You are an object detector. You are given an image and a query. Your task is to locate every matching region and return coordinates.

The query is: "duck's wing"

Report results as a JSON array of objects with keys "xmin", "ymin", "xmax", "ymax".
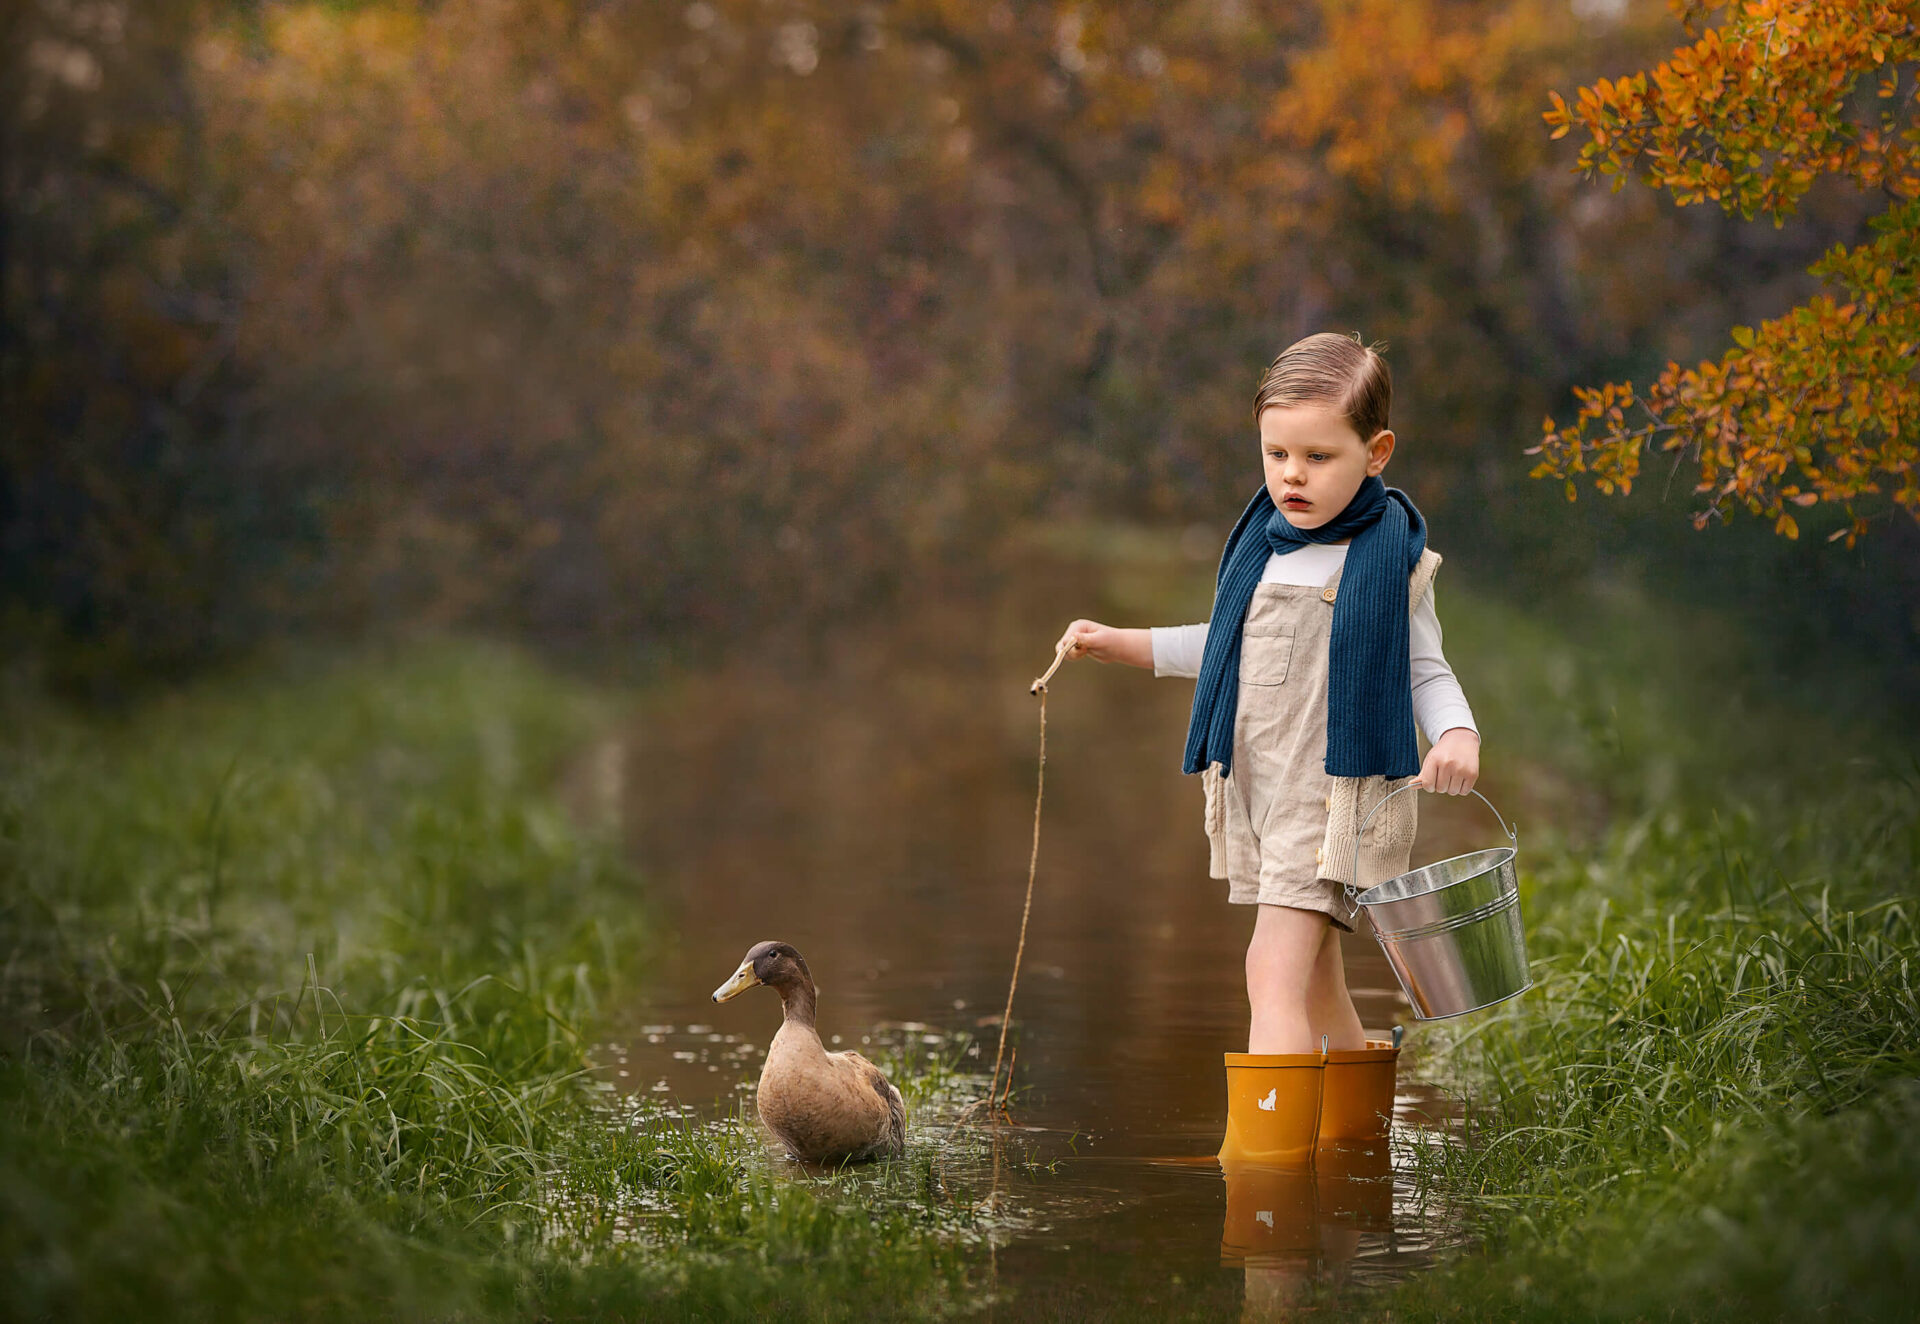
[{"xmin": 835, "ymin": 1050, "xmax": 906, "ymax": 1157}]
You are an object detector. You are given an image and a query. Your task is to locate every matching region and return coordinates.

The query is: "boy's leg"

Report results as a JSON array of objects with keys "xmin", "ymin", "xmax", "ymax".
[
  {"xmin": 1245, "ymin": 904, "xmax": 1328, "ymax": 1053},
  {"xmin": 1307, "ymin": 926, "xmax": 1367, "ymax": 1052}
]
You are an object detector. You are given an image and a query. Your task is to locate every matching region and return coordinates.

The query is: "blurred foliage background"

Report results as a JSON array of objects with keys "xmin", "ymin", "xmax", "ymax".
[{"xmin": 4, "ymin": 0, "xmax": 1917, "ymax": 697}]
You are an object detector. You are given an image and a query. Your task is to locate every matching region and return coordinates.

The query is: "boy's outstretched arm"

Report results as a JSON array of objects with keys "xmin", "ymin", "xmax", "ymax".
[
  {"xmin": 1056, "ymin": 620, "xmax": 1155, "ymax": 669},
  {"xmin": 1417, "ymin": 728, "xmax": 1480, "ymax": 796}
]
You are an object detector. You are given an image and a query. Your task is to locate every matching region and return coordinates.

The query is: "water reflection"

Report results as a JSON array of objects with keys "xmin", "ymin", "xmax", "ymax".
[
  {"xmin": 605, "ymin": 562, "xmax": 1497, "ymax": 1301},
  {"xmin": 1222, "ymin": 1152, "xmax": 1392, "ymax": 1317}
]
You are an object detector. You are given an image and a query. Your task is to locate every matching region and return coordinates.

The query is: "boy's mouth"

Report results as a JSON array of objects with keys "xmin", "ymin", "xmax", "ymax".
[{"xmin": 1281, "ymin": 495, "xmax": 1310, "ymax": 509}]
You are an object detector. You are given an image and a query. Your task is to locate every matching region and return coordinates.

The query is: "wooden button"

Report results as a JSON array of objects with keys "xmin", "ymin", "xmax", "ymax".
[
  {"xmin": 1315, "ymin": 847, "xmax": 1324, "ymax": 863},
  {"xmin": 1322, "ymin": 587, "xmax": 1337, "ymax": 602}
]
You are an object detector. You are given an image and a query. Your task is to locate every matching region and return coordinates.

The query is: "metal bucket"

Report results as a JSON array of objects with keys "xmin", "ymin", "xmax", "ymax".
[{"xmin": 1352, "ymin": 787, "xmax": 1531, "ymax": 1020}]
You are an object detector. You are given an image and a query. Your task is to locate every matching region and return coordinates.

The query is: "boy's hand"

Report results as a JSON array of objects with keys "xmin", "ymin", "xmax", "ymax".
[
  {"xmin": 1056, "ymin": 620, "xmax": 1155, "ymax": 670},
  {"xmin": 1417, "ymin": 728, "xmax": 1480, "ymax": 796}
]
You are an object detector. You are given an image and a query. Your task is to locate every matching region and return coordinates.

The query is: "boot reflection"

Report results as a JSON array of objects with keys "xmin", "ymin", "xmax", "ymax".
[{"xmin": 1220, "ymin": 1149, "xmax": 1393, "ymax": 1319}]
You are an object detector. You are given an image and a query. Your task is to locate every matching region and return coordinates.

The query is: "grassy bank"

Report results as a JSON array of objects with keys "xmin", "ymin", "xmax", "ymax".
[
  {"xmin": 1377, "ymin": 582, "xmax": 1920, "ymax": 1321},
  {"xmin": 0, "ymin": 643, "xmax": 983, "ymax": 1322}
]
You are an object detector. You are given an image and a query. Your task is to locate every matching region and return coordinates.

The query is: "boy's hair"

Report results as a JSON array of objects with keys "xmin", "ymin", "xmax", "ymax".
[{"xmin": 1252, "ymin": 331, "xmax": 1391, "ymax": 442}]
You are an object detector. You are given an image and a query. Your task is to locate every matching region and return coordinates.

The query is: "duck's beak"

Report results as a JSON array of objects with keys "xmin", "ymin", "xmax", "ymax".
[{"xmin": 711, "ymin": 959, "xmax": 760, "ymax": 1003}]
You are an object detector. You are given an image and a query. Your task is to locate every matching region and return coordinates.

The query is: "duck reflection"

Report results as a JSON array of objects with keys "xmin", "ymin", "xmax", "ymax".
[{"xmin": 1220, "ymin": 1147, "xmax": 1393, "ymax": 1317}]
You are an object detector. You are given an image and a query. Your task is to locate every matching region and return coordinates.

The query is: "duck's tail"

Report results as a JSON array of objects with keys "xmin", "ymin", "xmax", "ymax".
[{"xmin": 869, "ymin": 1069, "xmax": 907, "ymax": 1158}]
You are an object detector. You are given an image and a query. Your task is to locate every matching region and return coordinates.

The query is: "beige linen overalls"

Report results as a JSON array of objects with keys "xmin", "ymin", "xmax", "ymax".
[{"xmin": 1200, "ymin": 548, "xmax": 1444, "ymax": 932}]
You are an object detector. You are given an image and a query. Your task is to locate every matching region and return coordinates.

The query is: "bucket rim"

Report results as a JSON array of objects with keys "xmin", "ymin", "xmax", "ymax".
[{"xmin": 1355, "ymin": 844, "xmax": 1517, "ymax": 908}]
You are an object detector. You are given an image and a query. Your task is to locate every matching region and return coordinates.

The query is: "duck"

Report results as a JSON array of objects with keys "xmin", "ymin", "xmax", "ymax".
[{"xmin": 711, "ymin": 940, "xmax": 906, "ymax": 1164}]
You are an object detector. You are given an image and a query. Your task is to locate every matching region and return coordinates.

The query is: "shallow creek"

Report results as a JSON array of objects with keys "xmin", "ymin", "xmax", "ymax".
[{"xmin": 600, "ymin": 565, "xmax": 1503, "ymax": 1304}]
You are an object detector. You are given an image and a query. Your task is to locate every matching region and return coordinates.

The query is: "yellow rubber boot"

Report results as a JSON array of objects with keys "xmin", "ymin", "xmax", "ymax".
[
  {"xmin": 1316, "ymin": 1038, "xmax": 1399, "ymax": 1154},
  {"xmin": 1217, "ymin": 1052, "xmax": 1324, "ymax": 1168}
]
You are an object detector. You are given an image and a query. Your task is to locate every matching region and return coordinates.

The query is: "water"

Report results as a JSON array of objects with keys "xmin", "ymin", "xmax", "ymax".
[{"xmin": 600, "ymin": 565, "xmax": 1501, "ymax": 1306}]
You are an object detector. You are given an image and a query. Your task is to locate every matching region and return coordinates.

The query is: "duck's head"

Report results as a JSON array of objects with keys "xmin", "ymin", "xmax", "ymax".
[{"xmin": 712, "ymin": 940, "xmax": 815, "ymax": 1004}]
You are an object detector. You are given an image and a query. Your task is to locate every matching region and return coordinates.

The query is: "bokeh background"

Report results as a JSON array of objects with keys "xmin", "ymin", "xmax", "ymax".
[
  {"xmin": 7, "ymin": 0, "xmax": 1917, "ymax": 703},
  {"xmin": 9, "ymin": 6, "xmax": 1920, "ymax": 1320}
]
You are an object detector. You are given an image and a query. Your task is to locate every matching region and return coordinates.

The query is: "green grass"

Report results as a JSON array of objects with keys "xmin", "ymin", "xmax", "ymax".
[
  {"xmin": 1376, "ymin": 778, "xmax": 1920, "ymax": 1321},
  {"xmin": 1370, "ymin": 576, "xmax": 1920, "ymax": 1321},
  {"xmin": 0, "ymin": 642, "xmax": 985, "ymax": 1322},
  {"xmin": 8, "ymin": 543, "xmax": 1918, "ymax": 1321}
]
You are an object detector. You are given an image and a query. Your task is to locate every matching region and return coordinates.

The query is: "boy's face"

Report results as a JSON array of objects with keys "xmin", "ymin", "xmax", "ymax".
[{"xmin": 1259, "ymin": 404, "xmax": 1395, "ymax": 531}]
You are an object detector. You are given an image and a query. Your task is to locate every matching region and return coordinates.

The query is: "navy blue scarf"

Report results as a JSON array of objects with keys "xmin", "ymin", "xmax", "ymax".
[{"xmin": 1182, "ymin": 476, "xmax": 1427, "ymax": 779}]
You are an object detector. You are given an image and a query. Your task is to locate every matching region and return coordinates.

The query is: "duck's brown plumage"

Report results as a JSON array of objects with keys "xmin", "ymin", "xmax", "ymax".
[{"xmin": 711, "ymin": 941, "xmax": 906, "ymax": 1164}]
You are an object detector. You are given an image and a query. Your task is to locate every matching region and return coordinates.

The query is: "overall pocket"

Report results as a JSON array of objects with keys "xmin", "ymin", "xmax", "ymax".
[{"xmin": 1238, "ymin": 623, "xmax": 1295, "ymax": 686}]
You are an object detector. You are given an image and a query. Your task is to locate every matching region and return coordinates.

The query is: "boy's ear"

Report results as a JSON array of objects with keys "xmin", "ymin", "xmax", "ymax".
[{"xmin": 1366, "ymin": 429, "xmax": 1396, "ymax": 476}]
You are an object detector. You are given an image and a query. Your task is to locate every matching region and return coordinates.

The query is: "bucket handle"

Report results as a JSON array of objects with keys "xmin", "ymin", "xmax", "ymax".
[{"xmin": 1346, "ymin": 783, "xmax": 1516, "ymax": 900}]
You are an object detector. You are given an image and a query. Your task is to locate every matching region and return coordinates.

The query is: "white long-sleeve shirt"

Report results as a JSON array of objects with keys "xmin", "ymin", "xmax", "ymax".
[{"xmin": 1150, "ymin": 543, "xmax": 1478, "ymax": 744}]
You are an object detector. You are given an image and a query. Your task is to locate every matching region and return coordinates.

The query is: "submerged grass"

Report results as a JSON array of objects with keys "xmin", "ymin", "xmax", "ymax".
[{"xmin": 0, "ymin": 643, "xmax": 986, "ymax": 1322}]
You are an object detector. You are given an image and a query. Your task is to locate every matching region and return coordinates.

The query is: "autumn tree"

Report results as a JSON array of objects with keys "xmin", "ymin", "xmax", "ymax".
[
  {"xmin": 1531, "ymin": 0, "xmax": 1920, "ymax": 543},
  {"xmin": 10, "ymin": 0, "xmax": 1827, "ymax": 682}
]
